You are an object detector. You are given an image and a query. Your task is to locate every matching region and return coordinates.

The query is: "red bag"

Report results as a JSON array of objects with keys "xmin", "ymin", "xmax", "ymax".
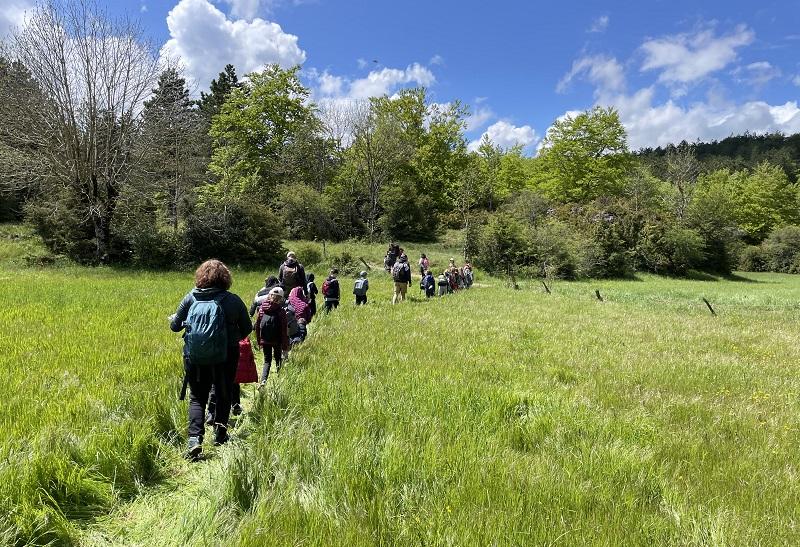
[{"xmin": 235, "ymin": 338, "xmax": 258, "ymax": 384}]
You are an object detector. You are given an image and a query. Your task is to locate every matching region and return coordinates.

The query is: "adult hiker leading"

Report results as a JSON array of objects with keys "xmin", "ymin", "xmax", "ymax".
[
  {"xmin": 170, "ymin": 259, "xmax": 252, "ymax": 461},
  {"xmin": 278, "ymin": 251, "xmax": 308, "ymax": 296}
]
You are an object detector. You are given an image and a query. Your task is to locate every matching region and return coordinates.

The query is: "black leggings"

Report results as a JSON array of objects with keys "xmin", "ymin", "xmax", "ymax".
[
  {"xmin": 262, "ymin": 345, "xmax": 282, "ymax": 381},
  {"xmin": 186, "ymin": 345, "xmax": 239, "ymax": 440}
]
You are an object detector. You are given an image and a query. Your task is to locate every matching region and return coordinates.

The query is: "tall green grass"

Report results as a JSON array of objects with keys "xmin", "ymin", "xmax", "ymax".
[
  {"xmin": 3, "ymin": 227, "xmax": 800, "ymax": 545},
  {"xmin": 89, "ymin": 270, "xmax": 800, "ymax": 546}
]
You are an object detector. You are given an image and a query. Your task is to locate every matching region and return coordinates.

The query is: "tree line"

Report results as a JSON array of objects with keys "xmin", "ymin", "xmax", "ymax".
[{"xmin": 1, "ymin": 0, "xmax": 799, "ymax": 277}]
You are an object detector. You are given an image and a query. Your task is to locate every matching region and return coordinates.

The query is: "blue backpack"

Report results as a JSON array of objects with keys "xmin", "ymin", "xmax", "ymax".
[{"xmin": 184, "ymin": 294, "xmax": 228, "ymax": 365}]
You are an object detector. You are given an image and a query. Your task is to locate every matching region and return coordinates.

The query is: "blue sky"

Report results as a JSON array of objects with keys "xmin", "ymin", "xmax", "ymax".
[{"xmin": 2, "ymin": 0, "xmax": 799, "ymax": 152}]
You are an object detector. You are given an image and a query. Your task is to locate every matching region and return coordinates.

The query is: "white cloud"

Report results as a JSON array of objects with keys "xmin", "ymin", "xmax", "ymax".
[
  {"xmin": 640, "ymin": 24, "xmax": 754, "ymax": 84},
  {"xmin": 357, "ymin": 58, "xmax": 368, "ymax": 69},
  {"xmin": 468, "ymin": 120, "xmax": 539, "ymax": 152},
  {"xmin": 465, "ymin": 106, "xmax": 494, "ymax": 132},
  {"xmin": 582, "ymin": 86, "xmax": 800, "ymax": 149},
  {"xmin": 223, "ymin": 0, "xmax": 260, "ymax": 20},
  {"xmin": 317, "ymin": 71, "xmax": 344, "ymax": 96},
  {"xmin": 315, "ymin": 63, "xmax": 434, "ymax": 100},
  {"xmin": 589, "ymin": 15, "xmax": 609, "ymax": 33},
  {"xmin": 557, "ymin": 55, "xmax": 625, "ymax": 94},
  {"xmin": 429, "ymin": 54, "xmax": 444, "ymax": 66},
  {"xmin": 731, "ymin": 61, "xmax": 781, "ymax": 86},
  {"xmin": 161, "ymin": 0, "xmax": 306, "ymax": 91},
  {"xmin": 0, "ymin": 0, "xmax": 32, "ymax": 38}
]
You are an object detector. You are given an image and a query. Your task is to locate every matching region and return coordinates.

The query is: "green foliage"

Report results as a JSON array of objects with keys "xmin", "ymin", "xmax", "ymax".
[
  {"xmin": 731, "ymin": 162, "xmax": 800, "ymax": 242},
  {"xmin": 536, "ymin": 107, "xmax": 633, "ymax": 202},
  {"xmin": 638, "ymin": 223, "xmax": 705, "ymax": 275},
  {"xmin": 186, "ymin": 198, "xmax": 285, "ymax": 264},
  {"xmin": 378, "ymin": 183, "xmax": 438, "ymax": 242},
  {"xmin": 277, "ymin": 183, "xmax": 340, "ymax": 241},
  {"xmin": 741, "ymin": 225, "xmax": 800, "ymax": 273},
  {"xmin": 208, "ymin": 64, "xmax": 316, "ymax": 196},
  {"xmin": 474, "ymin": 213, "xmax": 529, "ymax": 276}
]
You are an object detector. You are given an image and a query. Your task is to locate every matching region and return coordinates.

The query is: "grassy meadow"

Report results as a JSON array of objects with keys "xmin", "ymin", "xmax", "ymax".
[{"xmin": 2, "ymin": 225, "xmax": 800, "ymax": 545}]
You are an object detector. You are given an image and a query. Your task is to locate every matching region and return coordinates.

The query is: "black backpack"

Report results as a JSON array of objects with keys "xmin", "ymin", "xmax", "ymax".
[
  {"xmin": 392, "ymin": 262, "xmax": 409, "ymax": 282},
  {"xmin": 259, "ymin": 310, "xmax": 281, "ymax": 343}
]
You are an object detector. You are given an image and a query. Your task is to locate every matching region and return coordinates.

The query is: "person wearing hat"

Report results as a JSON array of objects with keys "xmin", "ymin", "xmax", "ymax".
[
  {"xmin": 353, "ymin": 271, "xmax": 369, "ymax": 305},
  {"xmin": 255, "ymin": 286, "xmax": 289, "ymax": 385},
  {"xmin": 278, "ymin": 251, "xmax": 307, "ymax": 295}
]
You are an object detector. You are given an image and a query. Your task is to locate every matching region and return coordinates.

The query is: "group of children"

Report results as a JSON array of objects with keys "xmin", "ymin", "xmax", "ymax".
[{"xmin": 250, "ymin": 248, "xmax": 474, "ymax": 384}]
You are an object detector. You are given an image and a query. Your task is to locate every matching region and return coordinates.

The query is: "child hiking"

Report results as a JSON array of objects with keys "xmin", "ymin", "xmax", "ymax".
[
  {"xmin": 322, "ymin": 269, "xmax": 340, "ymax": 313},
  {"xmin": 421, "ymin": 270, "xmax": 436, "ymax": 298},
  {"xmin": 353, "ymin": 271, "xmax": 369, "ymax": 305},
  {"xmin": 256, "ymin": 287, "xmax": 289, "ymax": 387},
  {"xmin": 306, "ymin": 273, "xmax": 319, "ymax": 319}
]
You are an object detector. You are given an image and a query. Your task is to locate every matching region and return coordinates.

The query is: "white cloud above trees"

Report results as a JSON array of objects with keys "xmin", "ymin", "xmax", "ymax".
[
  {"xmin": 589, "ymin": 15, "xmax": 609, "ymax": 33},
  {"xmin": 640, "ymin": 24, "xmax": 754, "ymax": 84},
  {"xmin": 313, "ymin": 63, "xmax": 435, "ymax": 101},
  {"xmin": 468, "ymin": 120, "xmax": 538, "ymax": 152},
  {"xmin": 161, "ymin": 0, "xmax": 305, "ymax": 91},
  {"xmin": 554, "ymin": 22, "xmax": 799, "ymax": 149}
]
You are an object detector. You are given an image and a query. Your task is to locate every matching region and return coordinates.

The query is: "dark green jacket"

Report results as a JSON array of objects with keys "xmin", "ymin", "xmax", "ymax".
[{"xmin": 170, "ymin": 287, "xmax": 252, "ymax": 347}]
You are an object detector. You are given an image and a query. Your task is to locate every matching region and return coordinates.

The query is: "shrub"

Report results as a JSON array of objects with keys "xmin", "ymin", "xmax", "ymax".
[
  {"xmin": 638, "ymin": 223, "xmax": 704, "ymax": 275},
  {"xmin": 761, "ymin": 225, "xmax": 800, "ymax": 273},
  {"xmin": 379, "ymin": 183, "xmax": 438, "ymax": 242},
  {"xmin": 474, "ymin": 213, "xmax": 530, "ymax": 276},
  {"xmin": 277, "ymin": 184, "xmax": 342, "ymax": 241},
  {"xmin": 186, "ymin": 199, "xmax": 285, "ymax": 265},
  {"xmin": 290, "ymin": 242, "xmax": 323, "ymax": 266},
  {"xmin": 738, "ymin": 245, "xmax": 768, "ymax": 272}
]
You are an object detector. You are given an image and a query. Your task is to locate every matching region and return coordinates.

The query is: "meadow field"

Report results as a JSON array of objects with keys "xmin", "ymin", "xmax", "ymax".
[{"xmin": 2, "ymin": 225, "xmax": 800, "ymax": 545}]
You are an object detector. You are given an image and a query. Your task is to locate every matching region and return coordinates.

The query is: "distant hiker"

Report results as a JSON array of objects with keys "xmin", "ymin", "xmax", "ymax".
[
  {"xmin": 279, "ymin": 251, "xmax": 307, "ymax": 295},
  {"xmin": 322, "ymin": 268, "xmax": 340, "ymax": 312},
  {"xmin": 448, "ymin": 257, "xmax": 456, "ymax": 269},
  {"xmin": 353, "ymin": 271, "xmax": 369, "ymax": 305},
  {"xmin": 384, "ymin": 243, "xmax": 398, "ymax": 271},
  {"xmin": 249, "ymin": 275, "xmax": 280, "ymax": 316},
  {"xmin": 437, "ymin": 271, "xmax": 449, "ymax": 297},
  {"xmin": 418, "ymin": 253, "xmax": 429, "ymax": 276},
  {"xmin": 391, "ymin": 254, "xmax": 412, "ymax": 304},
  {"xmin": 306, "ymin": 273, "xmax": 319, "ymax": 318},
  {"xmin": 288, "ymin": 286, "xmax": 310, "ymax": 344},
  {"xmin": 256, "ymin": 287, "xmax": 288, "ymax": 386},
  {"xmin": 463, "ymin": 262, "xmax": 474, "ymax": 288},
  {"xmin": 421, "ymin": 270, "xmax": 436, "ymax": 298},
  {"xmin": 448, "ymin": 267, "xmax": 459, "ymax": 293},
  {"xmin": 170, "ymin": 259, "xmax": 251, "ymax": 461}
]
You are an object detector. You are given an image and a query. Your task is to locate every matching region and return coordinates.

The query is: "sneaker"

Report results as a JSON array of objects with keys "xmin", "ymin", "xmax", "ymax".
[
  {"xmin": 231, "ymin": 403, "xmax": 243, "ymax": 416},
  {"xmin": 185, "ymin": 436, "xmax": 202, "ymax": 461},
  {"xmin": 213, "ymin": 424, "xmax": 229, "ymax": 446},
  {"xmin": 205, "ymin": 412, "xmax": 214, "ymax": 426}
]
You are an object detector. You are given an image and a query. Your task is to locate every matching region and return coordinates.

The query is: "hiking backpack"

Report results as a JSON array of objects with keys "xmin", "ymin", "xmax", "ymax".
[
  {"xmin": 354, "ymin": 278, "xmax": 368, "ymax": 296},
  {"xmin": 259, "ymin": 310, "xmax": 281, "ymax": 344},
  {"xmin": 391, "ymin": 262, "xmax": 409, "ymax": 282},
  {"xmin": 184, "ymin": 294, "xmax": 228, "ymax": 365},
  {"xmin": 322, "ymin": 279, "xmax": 331, "ymax": 297},
  {"xmin": 285, "ymin": 304, "xmax": 299, "ymax": 337},
  {"xmin": 282, "ymin": 263, "xmax": 300, "ymax": 289}
]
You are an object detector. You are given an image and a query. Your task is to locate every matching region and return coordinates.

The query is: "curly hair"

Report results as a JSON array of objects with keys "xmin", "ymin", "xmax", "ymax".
[{"xmin": 194, "ymin": 259, "xmax": 232, "ymax": 290}]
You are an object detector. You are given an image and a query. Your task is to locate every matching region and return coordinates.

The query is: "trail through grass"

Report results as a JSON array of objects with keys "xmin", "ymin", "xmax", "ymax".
[
  {"xmin": 86, "ymin": 271, "xmax": 800, "ymax": 546},
  {"xmin": 3, "ymin": 227, "xmax": 800, "ymax": 545}
]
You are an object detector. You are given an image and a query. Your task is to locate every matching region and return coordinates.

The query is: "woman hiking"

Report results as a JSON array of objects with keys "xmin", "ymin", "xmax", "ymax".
[
  {"xmin": 256, "ymin": 287, "xmax": 289, "ymax": 386},
  {"xmin": 170, "ymin": 260, "xmax": 252, "ymax": 461}
]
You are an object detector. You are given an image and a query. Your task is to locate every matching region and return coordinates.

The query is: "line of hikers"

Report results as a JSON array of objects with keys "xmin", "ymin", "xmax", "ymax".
[
  {"xmin": 384, "ymin": 243, "xmax": 474, "ymax": 301},
  {"xmin": 170, "ymin": 247, "xmax": 474, "ymax": 460}
]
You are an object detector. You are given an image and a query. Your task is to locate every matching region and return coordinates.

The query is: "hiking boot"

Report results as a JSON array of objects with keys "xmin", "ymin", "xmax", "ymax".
[
  {"xmin": 185, "ymin": 436, "xmax": 202, "ymax": 461},
  {"xmin": 213, "ymin": 424, "xmax": 229, "ymax": 446},
  {"xmin": 231, "ymin": 403, "xmax": 243, "ymax": 416},
  {"xmin": 205, "ymin": 412, "xmax": 214, "ymax": 426}
]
